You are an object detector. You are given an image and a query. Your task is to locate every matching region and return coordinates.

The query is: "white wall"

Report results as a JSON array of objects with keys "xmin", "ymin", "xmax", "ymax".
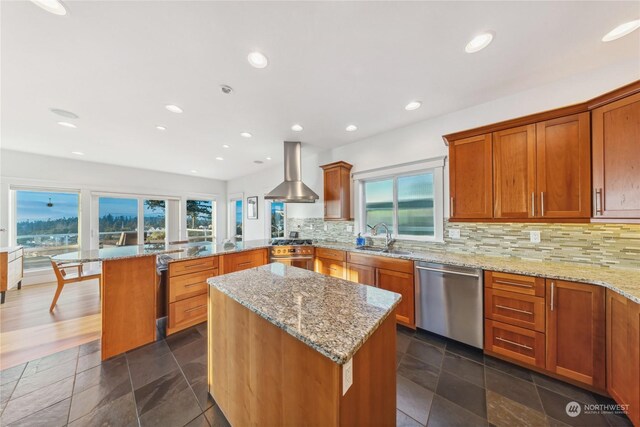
[
  {"xmin": 0, "ymin": 149, "xmax": 227, "ymax": 248},
  {"xmin": 228, "ymin": 60, "xmax": 640, "ymax": 241}
]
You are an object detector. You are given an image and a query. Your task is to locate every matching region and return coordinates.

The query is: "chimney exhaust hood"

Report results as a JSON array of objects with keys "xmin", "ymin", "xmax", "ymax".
[{"xmin": 265, "ymin": 141, "xmax": 319, "ymax": 203}]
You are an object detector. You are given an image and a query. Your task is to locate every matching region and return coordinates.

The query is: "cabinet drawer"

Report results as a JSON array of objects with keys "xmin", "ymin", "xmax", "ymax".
[
  {"xmin": 169, "ymin": 256, "xmax": 218, "ymax": 277},
  {"xmin": 485, "ymin": 288, "xmax": 545, "ymax": 332},
  {"xmin": 315, "ymin": 248, "xmax": 346, "ymax": 262},
  {"xmin": 8, "ymin": 257, "xmax": 23, "ymax": 286},
  {"xmin": 169, "ymin": 269, "xmax": 217, "ymax": 303},
  {"xmin": 347, "ymin": 252, "xmax": 413, "ymax": 274},
  {"xmin": 8, "ymin": 248, "xmax": 22, "ymax": 262},
  {"xmin": 315, "ymin": 257, "xmax": 346, "ymax": 279},
  {"xmin": 168, "ymin": 293, "xmax": 207, "ymax": 334},
  {"xmin": 485, "ymin": 319, "xmax": 545, "ymax": 368},
  {"xmin": 485, "ymin": 271, "xmax": 544, "ymax": 297},
  {"xmin": 222, "ymin": 249, "xmax": 267, "ymax": 274}
]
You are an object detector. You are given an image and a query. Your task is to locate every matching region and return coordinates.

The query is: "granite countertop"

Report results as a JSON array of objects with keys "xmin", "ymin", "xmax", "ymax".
[
  {"xmin": 207, "ymin": 263, "xmax": 401, "ymax": 365},
  {"xmin": 314, "ymin": 241, "xmax": 640, "ymax": 304},
  {"xmin": 0, "ymin": 246, "xmax": 23, "ymax": 253},
  {"xmin": 53, "ymin": 240, "xmax": 272, "ymax": 263}
]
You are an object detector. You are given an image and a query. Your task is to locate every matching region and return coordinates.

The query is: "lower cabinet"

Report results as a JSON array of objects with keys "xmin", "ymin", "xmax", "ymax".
[
  {"xmin": 345, "ymin": 253, "xmax": 415, "ymax": 328},
  {"xmin": 221, "ymin": 248, "xmax": 268, "ymax": 274},
  {"xmin": 484, "ymin": 271, "xmax": 607, "ymax": 392},
  {"xmin": 546, "ymin": 279, "xmax": 606, "ymax": 390},
  {"xmin": 315, "ymin": 257, "xmax": 346, "ymax": 279},
  {"xmin": 607, "ymin": 290, "xmax": 640, "ymax": 426}
]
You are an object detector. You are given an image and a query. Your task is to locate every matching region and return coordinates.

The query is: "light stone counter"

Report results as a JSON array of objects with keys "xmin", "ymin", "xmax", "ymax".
[{"xmin": 207, "ymin": 263, "xmax": 401, "ymax": 364}]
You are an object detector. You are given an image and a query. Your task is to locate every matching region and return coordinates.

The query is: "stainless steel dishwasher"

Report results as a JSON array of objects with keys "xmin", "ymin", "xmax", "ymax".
[{"xmin": 415, "ymin": 262, "xmax": 483, "ymax": 348}]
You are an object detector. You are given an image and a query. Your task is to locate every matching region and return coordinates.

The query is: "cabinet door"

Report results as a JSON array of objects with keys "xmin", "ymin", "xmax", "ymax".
[
  {"xmin": 449, "ymin": 134, "xmax": 493, "ymax": 219},
  {"xmin": 323, "ymin": 167, "xmax": 342, "ymax": 220},
  {"xmin": 377, "ymin": 268, "xmax": 414, "ymax": 328},
  {"xmin": 546, "ymin": 279, "xmax": 605, "ymax": 390},
  {"xmin": 493, "ymin": 125, "xmax": 536, "ymax": 218},
  {"xmin": 346, "ymin": 263, "xmax": 376, "ymax": 286},
  {"xmin": 606, "ymin": 291, "xmax": 640, "ymax": 426},
  {"xmin": 536, "ymin": 113, "xmax": 591, "ymax": 218},
  {"xmin": 222, "ymin": 250, "xmax": 267, "ymax": 274},
  {"xmin": 592, "ymin": 92, "xmax": 640, "ymax": 218},
  {"xmin": 314, "ymin": 257, "xmax": 346, "ymax": 279}
]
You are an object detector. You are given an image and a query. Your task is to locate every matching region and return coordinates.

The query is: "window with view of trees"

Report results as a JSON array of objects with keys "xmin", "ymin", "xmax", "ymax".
[
  {"xmin": 143, "ymin": 199, "xmax": 166, "ymax": 243},
  {"xmin": 362, "ymin": 172, "xmax": 435, "ymax": 238},
  {"xmin": 186, "ymin": 200, "xmax": 215, "ymax": 242},
  {"xmin": 270, "ymin": 202, "xmax": 285, "ymax": 238},
  {"xmin": 16, "ymin": 190, "xmax": 80, "ymax": 270},
  {"xmin": 99, "ymin": 197, "xmax": 138, "ymax": 247}
]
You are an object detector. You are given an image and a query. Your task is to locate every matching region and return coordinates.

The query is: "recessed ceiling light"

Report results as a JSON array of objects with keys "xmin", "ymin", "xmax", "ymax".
[
  {"xmin": 31, "ymin": 0, "xmax": 66, "ymax": 15},
  {"xmin": 165, "ymin": 104, "xmax": 183, "ymax": 113},
  {"xmin": 71, "ymin": 151, "xmax": 84, "ymax": 156},
  {"xmin": 220, "ymin": 85, "xmax": 233, "ymax": 94},
  {"xmin": 405, "ymin": 101, "xmax": 422, "ymax": 111},
  {"xmin": 247, "ymin": 51, "xmax": 269, "ymax": 69},
  {"xmin": 291, "ymin": 124, "xmax": 303, "ymax": 132},
  {"xmin": 266, "ymin": 157, "xmax": 272, "ymax": 160},
  {"xmin": 254, "ymin": 160, "xmax": 264, "ymax": 164},
  {"xmin": 240, "ymin": 132, "xmax": 252, "ymax": 138},
  {"xmin": 345, "ymin": 124, "xmax": 358, "ymax": 132},
  {"xmin": 602, "ymin": 19, "xmax": 640, "ymax": 42},
  {"xmin": 58, "ymin": 121, "xmax": 77, "ymax": 128},
  {"xmin": 222, "ymin": 144, "xmax": 230, "ymax": 148},
  {"xmin": 216, "ymin": 157, "xmax": 224, "ymax": 161},
  {"xmin": 465, "ymin": 32, "xmax": 494, "ymax": 53},
  {"xmin": 50, "ymin": 108, "xmax": 78, "ymax": 118},
  {"xmin": 190, "ymin": 170, "xmax": 198, "ymax": 174},
  {"xmin": 156, "ymin": 125, "xmax": 167, "ymax": 131}
]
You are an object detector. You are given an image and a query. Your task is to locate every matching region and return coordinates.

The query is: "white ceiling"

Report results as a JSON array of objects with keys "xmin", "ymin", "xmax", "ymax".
[{"xmin": 1, "ymin": 1, "xmax": 639, "ymax": 180}]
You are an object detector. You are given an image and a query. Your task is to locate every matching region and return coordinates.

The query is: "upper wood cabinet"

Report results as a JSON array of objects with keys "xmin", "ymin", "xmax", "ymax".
[
  {"xmin": 546, "ymin": 279, "xmax": 605, "ymax": 391},
  {"xmin": 320, "ymin": 161, "xmax": 353, "ymax": 221},
  {"xmin": 449, "ymin": 134, "xmax": 493, "ymax": 219},
  {"xmin": 592, "ymin": 91, "xmax": 640, "ymax": 219},
  {"xmin": 536, "ymin": 113, "xmax": 591, "ymax": 218},
  {"xmin": 493, "ymin": 125, "xmax": 536, "ymax": 219}
]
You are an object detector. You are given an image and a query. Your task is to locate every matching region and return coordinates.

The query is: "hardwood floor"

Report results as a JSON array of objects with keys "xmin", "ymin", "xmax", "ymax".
[{"xmin": 0, "ymin": 280, "xmax": 101, "ymax": 370}]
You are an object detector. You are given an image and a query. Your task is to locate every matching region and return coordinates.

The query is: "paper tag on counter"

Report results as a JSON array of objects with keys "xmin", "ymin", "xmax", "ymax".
[{"xmin": 342, "ymin": 358, "xmax": 353, "ymax": 395}]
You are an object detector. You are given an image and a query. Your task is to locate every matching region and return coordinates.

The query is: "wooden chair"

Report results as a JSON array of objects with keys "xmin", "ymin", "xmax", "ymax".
[{"xmin": 50, "ymin": 260, "xmax": 101, "ymax": 312}]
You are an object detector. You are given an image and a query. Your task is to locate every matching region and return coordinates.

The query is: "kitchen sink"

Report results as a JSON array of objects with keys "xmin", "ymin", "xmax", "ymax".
[{"xmin": 356, "ymin": 246, "xmax": 412, "ymax": 256}]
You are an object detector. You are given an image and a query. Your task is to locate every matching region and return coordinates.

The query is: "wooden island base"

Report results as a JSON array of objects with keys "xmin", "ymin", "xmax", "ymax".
[{"xmin": 208, "ymin": 287, "xmax": 397, "ymax": 426}]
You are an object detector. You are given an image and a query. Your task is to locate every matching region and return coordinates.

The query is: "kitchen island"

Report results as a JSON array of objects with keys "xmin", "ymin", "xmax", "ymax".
[{"xmin": 207, "ymin": 263, "xmax": 401, "ymax": 426}]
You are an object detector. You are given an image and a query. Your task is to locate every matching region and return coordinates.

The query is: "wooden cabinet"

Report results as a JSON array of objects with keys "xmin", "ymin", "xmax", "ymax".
[
  {"xmin": 606, "ymin": 290, "xmax": 640, "ymax": 426},
  {"xmin": 345, "ymin": 252, "xmax": 415, "ymax": 328},
  {"xmin": 484, "ymin": 271, "xmax": 606, "ymax": 392},
  {"xmin": 220, "ymin": 249, "xmax": 268, "ymax": 274},
  {"xmin": 493, "ymin": 125, "xmax": 536, "ymax": 219},
  {"xmin": 546, "ymin": 279, "xmax": 606, "ymax": 390},
  {"xmin": 592, "ymin": 91, "xmax": 640, "ymax": 219},
  {"xmin": 167, "ymin": 255, "xmax": 219, "ymax": 335},
  {"xmin": 535, "ymin": 113, "xmax": 591, "ymax": 218},
  {"xmin": 449, "ymin": 134, "xmax": 493, "ymax": 219},
  {"xmin": 0, "ymin": 247, "xmax": 24, "ymax": 304},
  {"xmin": 320, "ymin": 161, "xmax": 353, "ymax": 221}
]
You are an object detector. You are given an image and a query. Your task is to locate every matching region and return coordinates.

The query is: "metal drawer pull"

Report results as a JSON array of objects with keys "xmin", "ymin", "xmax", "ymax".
[
  {"xmin": 531, "ymin": 192, "xmax": 535, "ymax": 216},
  {"xmin": 496, "ymin": 336, "xmax": 533, "ymax": 350},
  {"xmin": 184, "ymin": 282, "xmax": 204, "ymax": 288},
  {"xmin": 238, "ymin": 261, "xmax": 252, "ymax": 266},
  {"xmin": 540, "ymin": 192, "xmax": 545, "ymax": 216},
  {"xmin": 494, "ymin": 280, "xmax": 532, "ymax": 288},
  {"xmin": 185, "ymin": 263, "xmax": 210, "ymax": 269},
  {"xmin": 184, "ymin": 305, "xmax": 206, "ymax": 313},
  {"xmin": 415, "ymin": 266, "xmax": 479, "ymax": 278},
  {"xmin": 550, "ymin": 282, "xmax": 555, "ymax": 311},
  {"xmin": 495, "ymin": 304, "xmax": 533, "ymax": 315},
  {"xmin": 595, "ymin": 188, "xmax": 604, "ymax": 216}
]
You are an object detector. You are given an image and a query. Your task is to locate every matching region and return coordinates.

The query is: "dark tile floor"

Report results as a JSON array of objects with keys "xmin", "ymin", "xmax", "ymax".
[{"xmin": 0, "ymin": 323, "xmax": 632, "ymax": 427}]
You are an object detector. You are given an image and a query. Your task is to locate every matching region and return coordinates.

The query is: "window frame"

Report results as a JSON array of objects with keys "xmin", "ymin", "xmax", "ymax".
[
  {"xmin": 266, "ymin": 200, "xmax": 287, "ymax": 239},
  {"xmin": 355, "ymin": 157, "xmax": 445, "ymax": 243},
  {"xmin": 184, "ymin": 198, "xmax": 216, "ymax": 243}
]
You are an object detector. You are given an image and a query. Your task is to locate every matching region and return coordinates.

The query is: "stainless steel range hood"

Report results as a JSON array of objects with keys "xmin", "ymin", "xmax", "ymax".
[{"xmin": 265, "ymin": 141, "xmax": 319, "ymax": 203}]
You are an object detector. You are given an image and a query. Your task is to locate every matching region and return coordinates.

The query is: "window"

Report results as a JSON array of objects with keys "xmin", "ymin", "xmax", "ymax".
[
  {"xmin": 356, "ymin": 157, "xmax": 444, "ymax": 242},
  {"xmin": 144, "ymin": 199, "xmax": 166, "ymax": 244},
  {"xmin": 270, "ymin": 202, "xmax": 285, "ymax": 238},
  {"xmin": 234, "ymin": 199, "xmax": 243, "ymax": 242},
  {"xmin": 98, "ymin": 197, "xmax": 138, "ymax": 247},
  {"xmin": 16, "ymin": 190, "xmax": 80, "ymax": 270},
  {"xmin": 186, "ymin": 200, "xmax": 215, "ymax": 242}
]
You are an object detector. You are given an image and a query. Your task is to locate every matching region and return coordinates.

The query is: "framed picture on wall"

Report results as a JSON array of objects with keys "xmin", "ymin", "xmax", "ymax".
[{"xmin": 247, "ymin": 196, "xmax": 258, "ymax": 220}]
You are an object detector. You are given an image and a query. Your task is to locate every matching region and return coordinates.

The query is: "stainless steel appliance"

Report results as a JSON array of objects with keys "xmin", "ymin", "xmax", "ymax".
[
  {"xmin": 415, "ymin": 262, "xmax": 483, "ymax": 348},
  {"xmin": 269, "ymin": 239, "xmax": 315, "ymax": 271}
]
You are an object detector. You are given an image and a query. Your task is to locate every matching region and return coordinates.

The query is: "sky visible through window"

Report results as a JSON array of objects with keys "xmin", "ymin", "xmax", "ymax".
[{"xmin": 17, "ymin": 191, "xmax": 79, "ymax": 222}]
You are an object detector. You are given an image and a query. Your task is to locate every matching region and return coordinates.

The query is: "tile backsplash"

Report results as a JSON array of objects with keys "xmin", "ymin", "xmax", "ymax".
[{"xmin": 286, "ymin": 218, "xmax": 640, "ymax": 269}]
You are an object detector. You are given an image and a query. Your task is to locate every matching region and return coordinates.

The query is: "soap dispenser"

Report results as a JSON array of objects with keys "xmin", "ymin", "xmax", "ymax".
[{"xmin": 356, "ymin": 232, "xmax": 365, "ymax": 247}]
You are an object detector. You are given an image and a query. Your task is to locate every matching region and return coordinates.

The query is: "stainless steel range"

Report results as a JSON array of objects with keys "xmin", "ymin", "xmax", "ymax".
[{"xmin": 270, "ymin": 239, "xmax": 315, "ymax": 271}]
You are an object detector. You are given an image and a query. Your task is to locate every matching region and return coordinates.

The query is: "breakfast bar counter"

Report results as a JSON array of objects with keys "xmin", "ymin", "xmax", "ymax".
[{"xmin": 207, "ymin": 263, "xmax": 401, "ymax": 426}]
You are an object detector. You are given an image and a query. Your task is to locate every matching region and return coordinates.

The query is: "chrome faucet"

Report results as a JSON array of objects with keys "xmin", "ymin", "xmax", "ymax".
[{"xmin": 368, "ymin": 223, "xmax": 396, "ymax": 251}]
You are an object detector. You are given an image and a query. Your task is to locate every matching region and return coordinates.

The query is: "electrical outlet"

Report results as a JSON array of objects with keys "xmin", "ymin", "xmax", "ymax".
[
  {"xmin": 324, "ymin": 224, "xmax": 328, "ymax": 231},
  {"xmin": 342, "ymin": 358, "xmax": 353, "ymax": 395},
  {"xmin": 346, "ymin": 225, "xmax": 353, "ymax": 232},
  {"xmin": 448, "ymin": 229, "xmax": 461, "ymax": 239},
  {"xmin": 530, "ymin": 230, "xmax": 541, "ymax": 243}
]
